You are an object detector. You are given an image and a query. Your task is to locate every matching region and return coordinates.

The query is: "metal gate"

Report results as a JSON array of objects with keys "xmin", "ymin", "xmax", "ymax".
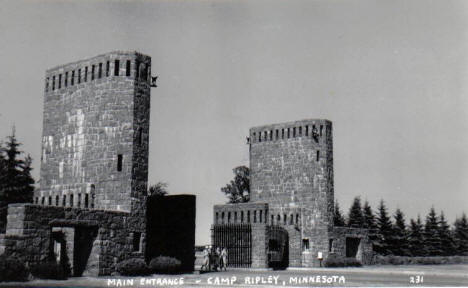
[
  {"xmin": 211, "ymin": 224, "xmax": 251, "ymax": 267},
  {"xmin": 267, "ymin": 225, "xmax": 288, "ymax": 268}
]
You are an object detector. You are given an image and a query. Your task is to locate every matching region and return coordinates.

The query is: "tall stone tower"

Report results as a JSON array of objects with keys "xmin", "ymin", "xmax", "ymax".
[
  {"xmin": 36, "ymin": 51, "xmax": 151, "ymax": 212},
  {"xmin": 249, "ymin": 119, "xmax": 334, "ymax": 266}
]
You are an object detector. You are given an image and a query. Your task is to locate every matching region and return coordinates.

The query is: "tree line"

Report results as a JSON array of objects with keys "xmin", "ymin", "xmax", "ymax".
[
  {"xmin": 0, "ymin": 130, "xmax": 35, "ymax": 233},
  {"xmin": 220, "ymin": 166, "xmax": 468, "ymax": 257},
  {"xmin": 334, "ymin": 197, "xmax": 468, "ymax": 256}
]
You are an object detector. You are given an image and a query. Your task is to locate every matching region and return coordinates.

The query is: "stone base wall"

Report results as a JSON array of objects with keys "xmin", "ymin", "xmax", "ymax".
[
  {"xmin": 331, "ymin": 227, "xmax": 373, "ymax": 265},
  {"xmin": 2, "ymin": 203, "xmax": 145, "ymax": 276}
]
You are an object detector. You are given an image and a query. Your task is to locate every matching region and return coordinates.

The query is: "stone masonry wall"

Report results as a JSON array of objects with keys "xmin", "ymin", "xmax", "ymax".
[
  {"xmin": 331, "ymin": 227, "xmax": 373, "ymax": 265},
  {"xmin": 36, "ymin": 51, "xmax": 151, "ymax": 213},
  {"xmin": 2, "ymin": 203, "xmax": 143, "ymax": 276},
  {"xmin": 249, "ymin": 119, "xmax": 334, "ymax": 267},
  {"xmin": 213, "ymin": 203, "xmax": 268, "ymax": 225},
  {"xmin": 130, "ymin": 53, "xmax": 151, "ymax": 232},
  {"xmin": 251, "ymin": 223, "xmax": 268, "ymax": 268}
]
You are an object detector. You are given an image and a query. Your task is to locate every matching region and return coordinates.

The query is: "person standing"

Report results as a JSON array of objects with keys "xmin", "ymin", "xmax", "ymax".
[
  {"xmin": 201, "ymin": 246, "xmax": 210, "ymax": 271},
  {"xmin": 221, "ymin": 247, "xmax": 228, "ymax": 271},
  {"xmin": 215, "ymin": 247, "xmax": 221, "ymax": 271}
]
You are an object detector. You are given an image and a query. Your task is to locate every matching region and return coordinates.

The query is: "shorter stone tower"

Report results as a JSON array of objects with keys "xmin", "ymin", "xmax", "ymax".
[
  {"xmin": 212, "ymin": 119, "xmax": 372, "ymax": 268},
  {"xmin": 249, "ymin": 119, "xmax": 334, "ymax": 266}
]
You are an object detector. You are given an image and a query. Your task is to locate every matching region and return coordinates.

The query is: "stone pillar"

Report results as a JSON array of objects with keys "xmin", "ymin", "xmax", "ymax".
[
  {"xmin": 285, "ymin": 226, "xmax": 302, "ymax": 267},
  {"xmin": 251, "ymin": 224, "xmax": 267, "ymax": 268}
]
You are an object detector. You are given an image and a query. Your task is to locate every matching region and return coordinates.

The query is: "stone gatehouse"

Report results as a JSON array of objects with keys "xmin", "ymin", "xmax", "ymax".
[
  {"xmin": 0, "ymin": 51, "xmax": 195, "ymax": 276},
  {"xmin": 212, "ymin": 119, "xmax": 372, "ymax": 268}
]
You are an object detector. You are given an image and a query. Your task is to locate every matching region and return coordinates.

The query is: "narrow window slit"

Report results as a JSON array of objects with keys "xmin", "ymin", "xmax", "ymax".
[
  {"xmin": 126, "ymin": 60, "xmax": 131, "ymax": 76},
  {"xmin": 98, "ymin": 63, "xmax": 102, "ymax": 78},
  {"xmin": 117, "ymin": 154, "xmax": 123, "ymax": 171},
  {"xmin": 114, "ymin": 60, "xmax": 120, "ymax": 76}
]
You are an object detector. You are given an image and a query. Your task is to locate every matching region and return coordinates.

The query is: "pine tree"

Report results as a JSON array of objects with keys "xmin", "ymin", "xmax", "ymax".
[
  {"xmin": 363, "ymin": 201, "xmax": 377, "ymax": 230},
  {"xmin": 454, "ymin": 213, "xmax": 468, "ymax": 255},
  {"xmin": 334, "ymin": 201, "xmax": 346, "ymax": 227},
  {"xmin": 424, "ymin": 207, "xmax": 442, "ymax": 256},
  {"xmin": 408, "ymin": 216, "xmax": 425, "ymax": 256},
  {"xmin": 362, "ymin": 200, "xmax": 379, "ymax": 253},
  {"xmin": 347, "ymin": 196, "xmax": 364, "ymax": 228},
  {"xmin": 0, "ymin": 130, "xmax": 35, "ymax": 233},
  {"xmin": 0, "ymin": 141, "xmax": 5, "ymax": 187},
  {"xmin": 375, "ymin": 200, "xmax": 393, "ymax": 255},
  {"xmin": 391, "ymin": 208, "xmax": 410, "ymax": 256},
  {"xmin": 438, "ymin": 211, "xmax": 455, "ymax": 256}
]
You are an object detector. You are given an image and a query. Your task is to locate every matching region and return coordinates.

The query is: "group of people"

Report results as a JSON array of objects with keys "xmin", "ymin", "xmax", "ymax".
[{"xmin": 201, "ymin": 246, "xmax": 228, "ymax": 272}]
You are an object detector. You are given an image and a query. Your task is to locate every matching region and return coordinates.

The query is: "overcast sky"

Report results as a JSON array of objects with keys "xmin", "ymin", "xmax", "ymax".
[{"xmin": 1, "ymin": 0, "xmax": 467, "ymax": 245}]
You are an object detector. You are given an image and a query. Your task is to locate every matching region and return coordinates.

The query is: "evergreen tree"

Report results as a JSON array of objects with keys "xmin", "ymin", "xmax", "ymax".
[
  {"xmin": 391, "ymin": 208, "xmax": 410, "ymax": 256},
  {"xmin": 408, "ymin": 215, "xmax": 425, "ymax": 256},
  {"xmin": 363, "ymin": 201, "xmax": 377, "ymax": 230},
  {"xmin": 0, "ymin": 141, "xmax": 5, "ymax": 171},
  {"xmin": 0, "ymin": 130, "xmax": 35, "ymax": 233},
  {"xmin": 0, "ymin": 141, "xmax": 5, "ymax": 187},
  {"xmin": 438, "ymin": 211, "xmax": 456, "ymax": 256},
  {"xmin": 424, "ymin": 207, "xmax": 442, "ymax": 256},
  {"xmin": 362, "ymin": 200, "xmax": 379, "ymax": 253},
  {"xmin": 375, "ymin": 200, "xmax": 393, "ymax": 255},
  {"xmin": 334, "ymin": 201, "xmax": 346, "ymax": 227},
  {"xmin": 454, "ymin": 213, "xmax": 468, "ymax": 255},
  {"xmin": 347, "ymin": 196, "xmax": 364, "ymax": 228}
]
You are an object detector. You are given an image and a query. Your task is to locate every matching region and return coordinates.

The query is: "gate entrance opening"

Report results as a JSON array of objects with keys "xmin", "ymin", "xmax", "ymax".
[
  {"xmin": 267, "ymin": 226, "xmax": 288, "ymax": 269},
  {"xmin": 345, "ymin": 237, "xmax": 360, "ymax": 258},
  {"xmin": 73, "ymin": 227, "xmax": 98, "ymax": 276}
]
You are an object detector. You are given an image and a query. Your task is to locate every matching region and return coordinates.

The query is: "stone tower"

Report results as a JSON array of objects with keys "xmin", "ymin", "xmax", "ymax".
[
  {"xmin": 36, "ymin": 51, "xmax": 151, "ymax": 212},
  {"xmin": 249, "ymin": 119, "xmax": 334, "ymax": 266}
]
